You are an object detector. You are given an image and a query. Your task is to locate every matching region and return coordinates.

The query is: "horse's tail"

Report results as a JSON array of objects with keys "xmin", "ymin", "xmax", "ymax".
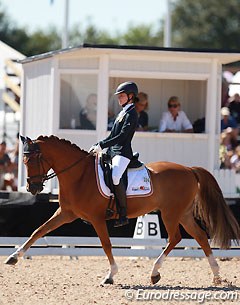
[{"xmin": 191, "ymin": 166, "xmax": 240, "ymax": 249}]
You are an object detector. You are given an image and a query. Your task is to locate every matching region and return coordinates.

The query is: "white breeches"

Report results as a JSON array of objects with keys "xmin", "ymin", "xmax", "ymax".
[{"xmin": 112, "ymin": 155, "xmax": 130, "ymax": 185}]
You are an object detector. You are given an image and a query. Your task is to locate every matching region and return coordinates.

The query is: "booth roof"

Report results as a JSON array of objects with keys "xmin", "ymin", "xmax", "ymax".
[{"xmin": 19, "ymin": 43, "xmax": 240, "ymax": 65}]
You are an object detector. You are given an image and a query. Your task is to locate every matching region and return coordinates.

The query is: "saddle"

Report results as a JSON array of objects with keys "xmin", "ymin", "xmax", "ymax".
[
  {"xmin": 99, "ymin": 152, "xmax": 143, "ymax": 194},
  {"xmin": 98, "ymin": 153, "xmax": 152, "ymax": 220}
]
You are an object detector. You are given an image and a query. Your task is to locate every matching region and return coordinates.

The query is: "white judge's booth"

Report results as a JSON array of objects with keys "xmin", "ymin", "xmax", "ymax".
[{"xmin": 18, "ymin": 44, "xmax": 240, "ymax": 197}]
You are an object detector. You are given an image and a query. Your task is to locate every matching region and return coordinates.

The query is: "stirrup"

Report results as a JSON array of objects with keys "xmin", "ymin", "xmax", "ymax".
[{"xmin": 114, "ymin": 216, "xmax": 129, "ymax": 227}]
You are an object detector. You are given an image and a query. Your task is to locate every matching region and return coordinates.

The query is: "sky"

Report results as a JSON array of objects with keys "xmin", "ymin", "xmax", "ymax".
[{"xmin": 1, "ymin": 0, "xmax": 167, "ymax": 35}]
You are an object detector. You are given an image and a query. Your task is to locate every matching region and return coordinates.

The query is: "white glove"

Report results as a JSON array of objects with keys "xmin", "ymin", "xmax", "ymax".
[{"xmin": 88, "ymin": 144, "xmax": 102, "ymax": 155}]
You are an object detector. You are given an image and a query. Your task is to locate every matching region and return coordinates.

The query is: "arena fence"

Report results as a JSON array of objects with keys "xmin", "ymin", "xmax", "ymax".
[
  {"xmin": 213, "ymin": 169, "xmax": 237, "ymax": 198},
  {"xmin": 0, "ymin": 237, "xmax": 239, "ymax": 258}
]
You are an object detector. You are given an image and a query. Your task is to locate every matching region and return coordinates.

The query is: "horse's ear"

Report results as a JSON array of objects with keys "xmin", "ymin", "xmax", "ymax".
[
  {"xmin": 20, "ymin": 135, "xmax": 26, "ymax": 144},
  {"xmin": 26, "ymin": 136, "xmax": 32, "ymax": 143}
]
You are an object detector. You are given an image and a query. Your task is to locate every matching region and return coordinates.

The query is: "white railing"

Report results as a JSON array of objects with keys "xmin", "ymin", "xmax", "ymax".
[
  {"xmin": 0, "ymin": 237, "xmax": 239, "ymax": 258},
  {"xmin": 213, "ymin": 169, "xmax": 239, "ymax": 198}
]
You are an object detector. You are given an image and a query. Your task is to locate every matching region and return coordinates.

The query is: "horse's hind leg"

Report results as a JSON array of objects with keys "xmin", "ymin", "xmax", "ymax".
[
  {"xmin": 151, "ymin": 216, "xmax": 182, "ymax": 284},
  {"xmin": 180, "ymin": 213, "xmax": 221, "ymax": 285},
  {"xmin": 5, "ymin": 208, "xmax": 76, "ymax": 265},
  {"xmin": 92, "ymin": 220, "xmax": 118, "ymax": 285}
]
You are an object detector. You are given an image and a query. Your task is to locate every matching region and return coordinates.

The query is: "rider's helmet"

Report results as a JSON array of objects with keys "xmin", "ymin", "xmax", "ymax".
[{"xmin": 114, "ymin": 81, "xmax": 138, "ymax": 98}]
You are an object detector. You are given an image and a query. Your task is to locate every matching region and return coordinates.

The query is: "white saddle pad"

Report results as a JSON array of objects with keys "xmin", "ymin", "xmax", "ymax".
[{"xmin": 95, "ymin": 157, "xmax": 153, "ymax": 198}]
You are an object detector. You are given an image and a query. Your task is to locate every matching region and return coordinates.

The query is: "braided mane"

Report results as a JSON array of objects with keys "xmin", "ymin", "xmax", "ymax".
[{"xmin": 36, "ymin": 135, "xmax": 88, "ymax": 155}]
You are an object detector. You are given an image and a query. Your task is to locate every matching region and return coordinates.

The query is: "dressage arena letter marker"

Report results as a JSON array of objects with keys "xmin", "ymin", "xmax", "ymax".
[
  {"xmin": 148, "ymin": 222, "xmax": 158, "ymax": 236},
  {"xmin": 133, "ymin": 215, "xmax": 161, "ymax": 239},
  {"xmin": 136, "ymin": 221, "xmax": 144, "ymax": 235},
  {"xmin": 131, "ymin": 215, "xmax": 162, "ymax": 254}
]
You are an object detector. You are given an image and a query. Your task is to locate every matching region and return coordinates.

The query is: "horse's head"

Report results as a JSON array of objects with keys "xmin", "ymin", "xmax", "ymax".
[{"xmin": 20, "ymin": 136, "xmax": 52, "ymax": 195}]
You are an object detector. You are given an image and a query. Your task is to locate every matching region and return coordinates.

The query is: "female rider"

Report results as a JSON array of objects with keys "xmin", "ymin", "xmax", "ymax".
[{"xmin": 89, "ymin": 81, "xmax": 139, "ymax": 227}]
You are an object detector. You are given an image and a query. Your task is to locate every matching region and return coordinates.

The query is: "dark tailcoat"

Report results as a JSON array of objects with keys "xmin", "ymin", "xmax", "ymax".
[{"xmin": 99, "ymin": 104, "xmax": 138, "ymax": 159}]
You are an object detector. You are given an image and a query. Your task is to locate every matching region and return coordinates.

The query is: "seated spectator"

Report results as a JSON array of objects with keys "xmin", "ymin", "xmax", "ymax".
[
  {"xmin": 193, "ymin": 117, "xmax": 205, "ymax": 133},
  {"xmin": 228, "ymin": 93, "xmax": 240, "ymax": 124},
  {"xmin": 79, "ymin": 94, "xmax": 97, "ymax": 130},
  {"xmin": 230, "ymin": 145, "xmax": 240, "ymax": 172},
  {"xmin": 0, "ymin": 141, "xmax": 12, "ymax": 190},
  {"xmin": 8, "ymin": 133, "xmax": 19, "ymax": 191},
  {"xmin": 135, "ymin": 92, "xmax": 149, "ymax": 131},
  {"xmin": 219, "ymin": 129, "xmax": 234, "ymax": 169},
  {"xmin": 221, "ymin": 107, "xmax": 238, "ymax": 131},
  {"xmin": 159, "ymin": 96, "xmax": 193, "ymax": 133},
  {"xmin": 220, "ymin": 107, "xmax": 238, "ymax": 148}
]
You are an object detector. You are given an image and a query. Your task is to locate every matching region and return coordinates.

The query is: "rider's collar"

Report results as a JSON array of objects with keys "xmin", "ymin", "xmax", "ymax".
[{"xmin": 122, "ymin": 103, "xmax": 134, "ymax": 112}]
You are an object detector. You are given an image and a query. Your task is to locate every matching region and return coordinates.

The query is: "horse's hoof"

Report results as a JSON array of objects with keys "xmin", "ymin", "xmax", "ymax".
[
  {"xmin": 151, "ymin": 273, "xmax": 161, "ymax": 285},
  {"xmin": 213, "ymin": 276, "xmax": 222, "ymax": 285},
  {"xmin": 4, "ymin": 255, "xmax": 18, "ymax": 265},
  {"xmin": 101, "ymin": 277, "xmax": 114, "ymax": 285}
]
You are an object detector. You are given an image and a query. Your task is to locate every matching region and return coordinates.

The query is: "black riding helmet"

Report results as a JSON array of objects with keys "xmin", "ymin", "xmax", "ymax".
[{"xmin": 114, "ymin": 81, "xmax": 138, "ymax": 98}]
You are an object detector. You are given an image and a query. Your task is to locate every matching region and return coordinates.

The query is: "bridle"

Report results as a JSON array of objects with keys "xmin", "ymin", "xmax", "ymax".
[{"xmin": 24, "ymin": 141, "xmax": 90, "ymax": 190}]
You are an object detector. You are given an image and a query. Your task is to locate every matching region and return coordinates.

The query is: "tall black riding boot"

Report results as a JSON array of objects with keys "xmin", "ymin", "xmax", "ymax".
[{"xmin": 113, "ymin": 180, "xmax": 129, "ymax": 227}]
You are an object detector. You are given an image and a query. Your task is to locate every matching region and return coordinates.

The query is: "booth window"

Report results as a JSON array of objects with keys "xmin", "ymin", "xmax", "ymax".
[
  {"xmin": 109, "ymin": 77, "xmax": 207, "ymax": 133},
  {"xmin": 59, "ymin": 74, "xmax": 98, "ymax": 130}
]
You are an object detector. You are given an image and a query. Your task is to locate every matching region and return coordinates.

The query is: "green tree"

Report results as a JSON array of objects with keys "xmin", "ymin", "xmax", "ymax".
[
  {"xmin": 0, "ymin": 2, "xmax": 61, "ymax": 56},
  {"xmin": 121, "ymin": 23, "xmax": 163, "ymax": 46},
  {"xmin": 6, "ymin": 28, "xmax": 31, "ymax": 55},
  {"xmin": 0, "ymin": 3, "xmax": 29, "ymax": 52},
  {"xmin": 0, "ymin": 1, "xmax": 164, "ymax": 55},
  {"xmin": 0, "ymin": 3, "xmax": 12, "ymax": 41},
  {"xmin": 69, "ymin": 22, "xmax": 164, "ymax": 47},
  {"xmin": 25, "ymin": 28, "xmax": 61, "ymax": 56},
  {"xmin": 171, "ymin": 0, "xmax": 240, "ymax": 49},
  {"xmin": 69, "ymin": 23, "xmax": 120, "ymax": 46}
]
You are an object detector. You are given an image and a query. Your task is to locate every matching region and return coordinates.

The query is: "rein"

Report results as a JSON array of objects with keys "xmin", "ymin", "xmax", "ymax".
[{"xmin": 43, "ymin": 155, "xmax": 90, "ymax": 182}]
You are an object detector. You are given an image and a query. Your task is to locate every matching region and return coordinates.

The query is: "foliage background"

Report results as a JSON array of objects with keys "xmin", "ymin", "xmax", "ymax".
[{"xmin": 0, "ymin": 0, "xmax": 239, "ymax": 56}]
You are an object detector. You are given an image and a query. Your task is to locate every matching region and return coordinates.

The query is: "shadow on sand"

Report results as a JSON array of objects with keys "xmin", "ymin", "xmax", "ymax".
[{"xmin": 118, "ymin": 283, "xmax": 240, "ymax": 292}]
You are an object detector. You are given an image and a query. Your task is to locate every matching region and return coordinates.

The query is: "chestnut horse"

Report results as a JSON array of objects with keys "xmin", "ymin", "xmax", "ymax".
[{"xmin": 5, "ymin": 135, "xmax": 240, "ymax": 285}]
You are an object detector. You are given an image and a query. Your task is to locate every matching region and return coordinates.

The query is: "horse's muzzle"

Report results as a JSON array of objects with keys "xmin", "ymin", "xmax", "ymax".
[{"xmin": 27, "ymin": 182, "xmax": 43, "ymax": 195}]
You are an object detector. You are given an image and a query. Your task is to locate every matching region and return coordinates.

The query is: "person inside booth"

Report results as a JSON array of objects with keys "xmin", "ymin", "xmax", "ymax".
[
  {"xmin": 159, "ymin": 96, "xmax": 193, "ymax": 133},
  {"xmin": 135, "ymin": 92, "xmax": 149, "ymax": 131},
  {"xmin": 79, "ymin": 93, "xmax": 97, "ymax": 130}
]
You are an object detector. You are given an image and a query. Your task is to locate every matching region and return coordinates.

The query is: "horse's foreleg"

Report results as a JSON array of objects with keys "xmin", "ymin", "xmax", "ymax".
[
  {"xmin": 5, "ymin": 208, "xmax": 76, "ymax": 265},
  {"xmin": 92, "ymin": 220, "xmax": 118, "ymax": 285},
  {"xmin": 151, "ymin": 225, "xmax": 181, "ymax": 285}
]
